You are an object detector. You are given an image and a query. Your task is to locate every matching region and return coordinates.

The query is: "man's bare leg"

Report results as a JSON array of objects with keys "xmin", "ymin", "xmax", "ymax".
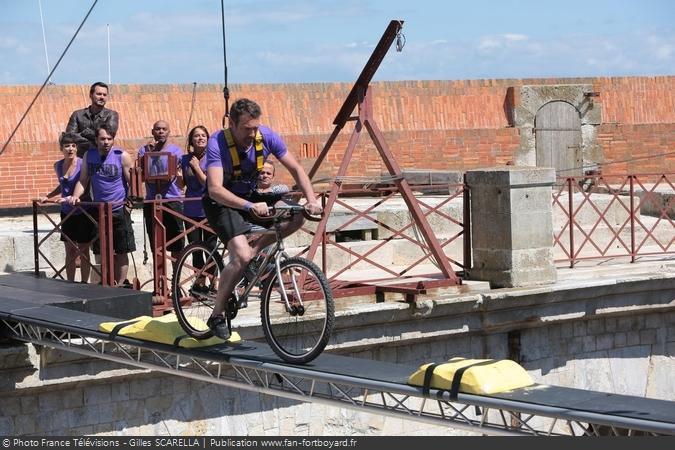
[
  {"xmin": 114, "ymin": 253, "xmax": 129, "ymax": 285},
  {"xmin": 78, "ymin": 243, "xmax": 91, "ymax": 282},
  {"xmin": 211, "ymin": 234, "xmax": 253, "ymax": 318}
]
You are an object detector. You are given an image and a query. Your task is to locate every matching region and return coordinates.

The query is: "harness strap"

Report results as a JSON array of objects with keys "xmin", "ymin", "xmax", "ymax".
[
  {"xmin": 421, "ymin": 359, "xmax": 497, "ymax": 400},
  {"xmin": 449, "ymin": 359, "xmax": 496, "ymax": 400},
  {"xmin": 422, "ymin": 363, "xmax": 440, "ymax": 396},
  {"xmin": 224, "ymin": 128, "xmax": 264, "ymax": 178},
  {"xmin": 108, "ymin": 319, "xmax": 141, "ymax": 339}
]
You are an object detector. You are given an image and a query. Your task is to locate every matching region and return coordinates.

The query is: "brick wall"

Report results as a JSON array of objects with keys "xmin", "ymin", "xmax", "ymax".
[{"xmin": 0, "ymin": 76, "xmax": 673, "ymax": 208}]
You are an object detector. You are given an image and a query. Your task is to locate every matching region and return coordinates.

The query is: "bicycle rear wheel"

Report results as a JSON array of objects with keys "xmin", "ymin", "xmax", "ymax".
[
  {"xmin": 172, "ymin": 242, "xmax": 224, "ymax": 339},
  {"xmin": 260, "ymin": 257, "xmax": 334, "ymax": 364}
]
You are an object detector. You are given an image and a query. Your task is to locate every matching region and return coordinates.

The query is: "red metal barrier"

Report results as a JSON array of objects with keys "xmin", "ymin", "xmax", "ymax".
[
  {"xmin": 145, "ymin": 187, "xmax": 468, "ymax": 309},
  {"xmin": 32, "ymin": 200, "xmax": 114, "ymax": 285},
  {"xmin": 553, "ymin": 173, "xmax": 675, "ymax": 267}
]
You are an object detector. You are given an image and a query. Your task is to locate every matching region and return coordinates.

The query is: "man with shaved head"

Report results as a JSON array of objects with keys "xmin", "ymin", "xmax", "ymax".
[{"xmin": 137, "ymin": 121, "xmax": 185, "ymax": 298}]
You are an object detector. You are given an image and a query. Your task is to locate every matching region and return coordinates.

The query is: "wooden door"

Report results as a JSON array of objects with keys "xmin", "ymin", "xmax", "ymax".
[{"xmin": 535, "ymin": 101, "xmax": 582, "ymax": 176}]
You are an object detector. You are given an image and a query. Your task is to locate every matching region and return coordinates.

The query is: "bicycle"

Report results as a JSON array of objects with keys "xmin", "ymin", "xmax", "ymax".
[{"xmin": 171, "ymin": 204, "xmax": 334, "ymax": 364}]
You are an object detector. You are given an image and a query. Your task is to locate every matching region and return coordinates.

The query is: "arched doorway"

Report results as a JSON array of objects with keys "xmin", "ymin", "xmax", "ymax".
[{"xmin": 534, "ymin": 101, "xmax": 582, "ymax": 176}]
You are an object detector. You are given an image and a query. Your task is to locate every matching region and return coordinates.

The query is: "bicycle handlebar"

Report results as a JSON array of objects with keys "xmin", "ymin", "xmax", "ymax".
[{"xmin": 251, "ymin": 204, "xmax": 323, "ymax": 222}]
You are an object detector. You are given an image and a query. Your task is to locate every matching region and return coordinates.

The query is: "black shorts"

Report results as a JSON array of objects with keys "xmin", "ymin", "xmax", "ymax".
[
  {"xmin": 60, "ymin": 212, "xmax": 96, "ymax": 244},
  {"xmin": 202, "ymin": 193, "xmax": 283, "ymax": 245},
  {"xmin": 93, "ymin": 208, "xmax": 136, "ymax": 255},
  {"xmin": 143, "ymin": 201, "xmax": 185, "ymax": 252}
]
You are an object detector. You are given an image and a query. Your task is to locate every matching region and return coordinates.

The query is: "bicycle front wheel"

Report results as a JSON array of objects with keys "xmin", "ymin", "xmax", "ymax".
[
  {"xmin": 172, "ymin": 242, "xmax": 224, "ymax": 339},
  {"xmin": 260, "ymin": 257, "xmax": 334, "ymax": 364}
]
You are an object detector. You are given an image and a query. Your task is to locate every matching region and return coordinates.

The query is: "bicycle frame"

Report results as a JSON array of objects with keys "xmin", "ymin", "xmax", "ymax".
[{"xmin": 191, "ymin": 206, "xmax": 305, "ymax": 313}]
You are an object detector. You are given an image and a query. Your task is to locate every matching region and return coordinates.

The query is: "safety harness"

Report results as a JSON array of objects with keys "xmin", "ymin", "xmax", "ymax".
[{"xmin": 223, "ymin": 128, "xmax": 264, "ymax": 180}]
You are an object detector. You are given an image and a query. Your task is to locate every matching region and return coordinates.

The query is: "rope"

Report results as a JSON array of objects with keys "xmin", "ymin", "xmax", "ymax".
[
  {"xmin": 0, "ymin": 0, "xmax": 99, "ymax": 157},
  {"xmin": 556, "ymin": 150, "xmax": 675, "ymax": 176},
  {"xmin": 184, "ymin": 82, "xmax": 198, "ymax": 150},
  {"xmin": 220, "ymin": 0, "xmax": 230, "ymax": 117}
]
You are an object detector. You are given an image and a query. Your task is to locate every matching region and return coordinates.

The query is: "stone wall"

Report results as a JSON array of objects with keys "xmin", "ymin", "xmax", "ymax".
[{"xmin": 0, "ymin": 76, "xmax": 673, "ymax": 208}]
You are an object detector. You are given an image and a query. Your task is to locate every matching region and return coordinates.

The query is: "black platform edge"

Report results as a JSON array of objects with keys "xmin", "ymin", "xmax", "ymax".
[{"xmin": 0, "ymin": 273, "xmax": 152, "ymax": 319}]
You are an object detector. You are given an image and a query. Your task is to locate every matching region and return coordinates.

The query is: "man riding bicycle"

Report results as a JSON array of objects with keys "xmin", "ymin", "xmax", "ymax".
[{"xmin": 203, "ymin": 98, "xmax": 322, "ymax": 340}]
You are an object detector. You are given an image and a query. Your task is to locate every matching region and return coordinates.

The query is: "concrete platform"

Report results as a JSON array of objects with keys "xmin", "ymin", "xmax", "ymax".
[{"xmin": 0, "ymin": 273, "xmax": 152, "ymax": 319}]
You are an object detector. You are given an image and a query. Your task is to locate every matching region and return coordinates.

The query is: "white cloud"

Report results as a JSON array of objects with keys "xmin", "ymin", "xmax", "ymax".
[
  {"xmin": 504, "ymin": 33, "xmax": 528, "ymax": 42},
  {"xmin": 477, "ymin": 33, "xmax": 530, "ymax": 52}
]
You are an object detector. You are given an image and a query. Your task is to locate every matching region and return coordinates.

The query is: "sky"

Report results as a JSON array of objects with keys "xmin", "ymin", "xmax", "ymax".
[{"xmin": 1, "ymin": 0, "xmax": 673, "ymax": 86}]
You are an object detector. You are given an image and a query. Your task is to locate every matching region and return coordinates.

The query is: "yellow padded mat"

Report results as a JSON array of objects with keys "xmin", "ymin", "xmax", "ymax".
[
  {"xmin": 98, "ymin": 314, "xmax": 240, "ymax": 348},
  {"xmin": 408, "ymin": 357, "xmax": 534, "ymax": 396}
]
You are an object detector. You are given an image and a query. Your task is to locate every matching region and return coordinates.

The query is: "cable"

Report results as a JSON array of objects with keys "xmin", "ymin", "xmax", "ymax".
[
  {"xmin": 556, "ymin": 150, "xmax": 675, "ymax": 175},
  {"xmin": 184, "ymin": 82, "xmax": 198, "ymax": 150},
  {"xmin": 220, "ymin": 0, "xmax": 230, "ymax": 117},
  {"xmin": 0, "ymin": 0, "xmax": 99, "ymax": 157}
]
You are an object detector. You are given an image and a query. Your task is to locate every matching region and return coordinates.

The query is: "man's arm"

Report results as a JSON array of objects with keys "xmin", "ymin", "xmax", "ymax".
[
  {"xmin": 206, "ymin": 166, "xmax": 265, "ymax": 213},
  {"xmin": 65, "ymin": 111, "xmax": 79, "ymax": 134},
  {"xmin": 277, "ymin": 152, "xmax": 322, "ymax": 214},
  {"xmin": 66, "ymin": 109, "xmax": 94, "ymax": 143},
  {"xmin": 108, "ymin": 110, "xmax": 120, "ymax": 135},
  {"xmin": 122, "ymin": 151, "xmax": 134, "ymax": 186}
]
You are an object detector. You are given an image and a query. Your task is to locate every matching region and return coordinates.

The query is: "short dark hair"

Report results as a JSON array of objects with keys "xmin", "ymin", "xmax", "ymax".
[
  {"xmin": 59, "ymin": 132, "xmax": 79, "ymax": 147},
  {"xmin": 229, "ymin": 98, "xmax": 262, "ymax": 125},
  {"xmin": 89, "ymin": 81, "xmax": 109, "ymax": 95},
  {"xmin": 262, "ymin": 160, "xmax": 276, "ymax": 175},
  {"xmin": 95, "ymin": 124, "xmax": 116, "ymax": 139}
]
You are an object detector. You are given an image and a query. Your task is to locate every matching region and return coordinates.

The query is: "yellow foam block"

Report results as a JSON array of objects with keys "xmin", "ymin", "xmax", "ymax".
[
  {"xmin": 408, "ymin": 357, "xmax": 534, "ymax": 395},
  {"xmin": 98, "ymin": 314, "xmax": 240, "ymax": 348}
]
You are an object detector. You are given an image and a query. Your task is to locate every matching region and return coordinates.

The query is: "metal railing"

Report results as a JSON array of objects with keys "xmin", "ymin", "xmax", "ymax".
[
  {"xmin": 553, "ymin": 173, "xmax": 675, "ymax": 267},
  {"xmin": 32, "ymin": 172, "xmax": 674, "ymax": 311},
  {"xmin": 32, "ymin": 200, "xmax": 115, "ymax": 285}
]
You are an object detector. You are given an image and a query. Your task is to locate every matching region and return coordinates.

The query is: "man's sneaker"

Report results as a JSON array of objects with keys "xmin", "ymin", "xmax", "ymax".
[{"xmin": 206, "ymin": 315, "xmax": 231, "ymax": 340}]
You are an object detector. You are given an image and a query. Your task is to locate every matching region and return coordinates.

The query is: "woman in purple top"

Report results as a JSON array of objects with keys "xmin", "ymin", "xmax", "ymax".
[
  {"xmin": 181, "ymin": 125, "xmax": 217, "ymax": 289},
  {"xmin": 40, "ymin": 132, "xmax": 94, "ymax": 282}
]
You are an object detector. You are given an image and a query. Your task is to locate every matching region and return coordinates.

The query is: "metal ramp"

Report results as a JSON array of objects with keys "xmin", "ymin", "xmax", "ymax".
[{"xmin": 1, "ymin": 298, "xmax": 674, "ymax": 437}]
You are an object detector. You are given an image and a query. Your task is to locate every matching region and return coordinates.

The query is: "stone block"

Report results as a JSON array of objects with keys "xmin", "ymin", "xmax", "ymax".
[
  {"xmin": 38, "ymin": 391, "xmax": 64, "ymax": 412},
  {"xmin": 582, "ymin": 336, "xmax": 596, "ymax": 353},
  {"xmin": 472, "ymin": 247, "xmax": 556, "ymax": 288},
  {"xmin": 640, "ymin": 329, "xmax": 657, "ymax": 345},
  {"xmin": 84, "ymin": 384, "xmax": 112, "ymax": 406},
  {"xmin": 62, "ymin": 389, "xmax": 84, "ymax": 409},
  {"xmin": 0, "ymin": 416, "xmax": 13, "ymax": 435},
  {"xmin": 587, "ymin": 319, "xmax": 604, "ymax": 335},
  {"xmin": 3, "ymin": 397, "xmax": 21, "ymax": 415},
  {"xmin": 627, "ymin": 331, "xmax": 641, "ymax": 346},
  {"xmin": 468, "ymin": 167, "xmax": 556, "ymax": 288},
  {"xmin": 13, "ymin": 414, "xmax": 37, "ymax": 435},
  {"xmin": 20, "ymin": 396, "xmax": 38, "ymax": 414},
  {"xmin": 111, "ymin": 383, "xmax": 130, "ymax": 402},
  {"xmin": 596, "ymin": 334, "xmax": 614, "ymax": 350}
]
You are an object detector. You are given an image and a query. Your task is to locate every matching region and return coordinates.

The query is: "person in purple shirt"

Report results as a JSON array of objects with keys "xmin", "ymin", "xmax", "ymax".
[
  {"xmin": 137, "ymin": 120, "xmax": 185, "ymax": 273},
  {"xmin": 202, "ymin": 98, "xmax": 322, "ymax": 339},
  {"xmin": 40, "ymin": 132, "xmax": 95, "ymax": 283},
  {"xmin": 181, "ymin": 125, "xmax": 217, "ymax": 290},
  {"xmin": 69, "ymin": 125, "xmax": 136, "ymax": 287}
]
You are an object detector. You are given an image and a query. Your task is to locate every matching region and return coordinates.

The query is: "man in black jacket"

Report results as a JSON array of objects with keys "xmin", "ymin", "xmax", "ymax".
[{"xmin": 66, "ymin": 81, "xmax": 119, "ymax": 156}]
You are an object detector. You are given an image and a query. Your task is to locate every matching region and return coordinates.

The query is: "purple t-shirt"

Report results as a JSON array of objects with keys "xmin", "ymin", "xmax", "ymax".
[
  {"xmin": 55, "ymin": 158, "xmax": 82, "ymax": 215},
  {"xmin": 137, "ymin": 142, "xmax": 184, "ymax": 200},
  {"xmin": 205, "ymin": 125, "xmax": 287, "ymax": 197},
  {"xmin": 181, "ymin": 154, "xmax": 208, "ymax": 218},
  {"xmin": 86, "ymin": 147, "xmax": 127, "ymax": 211}
]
